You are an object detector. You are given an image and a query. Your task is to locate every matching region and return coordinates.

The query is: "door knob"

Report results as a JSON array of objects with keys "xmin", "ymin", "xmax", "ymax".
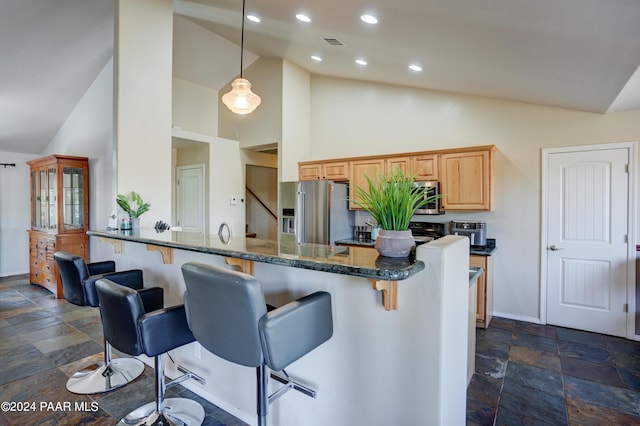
[{"xmin": 549, "ymin": 245, "xmax": 564, "ymax": 251}]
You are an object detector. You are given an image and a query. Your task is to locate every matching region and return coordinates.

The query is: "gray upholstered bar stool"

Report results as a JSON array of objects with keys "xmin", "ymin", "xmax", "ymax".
[
  {"xmin": 95, "ymin": 278, "xmax": 205, "ymax": 426},
  {"xmin": 181, "ymin": 262, "xmax": 334, "ymax": 426},
  {"xmin": 54, "ymin": 251, "xmax": 163, "ymax": 394}
]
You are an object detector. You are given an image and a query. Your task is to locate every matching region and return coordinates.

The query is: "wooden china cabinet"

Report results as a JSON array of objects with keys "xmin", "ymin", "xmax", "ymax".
[{"xmin": 27, "ymin": 155, "xmax": 89, "ymax": 298}]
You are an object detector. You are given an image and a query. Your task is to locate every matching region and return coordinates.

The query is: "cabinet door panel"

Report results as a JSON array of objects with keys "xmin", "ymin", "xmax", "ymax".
[
  {"xmin": 411, "ymin": 154, "xmax": 438, "ymax": 180},
  {"xmin": 440, "ymin": 150, "xmax": 491, "ymax": 210},
  {"xmin": 299, "ymin": 164, "xmax": 322, "ymax": 180},
  {"xmin": 323, "ymin": 161, "xmax": 349, "ymax": 181},
  {"xmin": 349, "ymin": 159, "xmax": 385, "ymax": 210},
  {"xmin": 470, "ymin": 256, "xmax": 487, "ymax": 322},
  {"xmin": 386, "ymin": 157, "xmax": 410, "ymax": 175}
]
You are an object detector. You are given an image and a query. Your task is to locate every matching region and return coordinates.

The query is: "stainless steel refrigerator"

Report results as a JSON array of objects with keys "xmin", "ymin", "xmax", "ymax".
[{"xmin": 279, "ymin": 180, "xmax": 354, "ymax": 245}]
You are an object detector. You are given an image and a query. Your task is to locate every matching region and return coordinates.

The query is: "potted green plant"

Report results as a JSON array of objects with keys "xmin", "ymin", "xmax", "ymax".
[
  {"xmin": 116, "ymin": 191, "xmax": 150, "ymax": 230},
  {"xmin": 353, "ymin": 168, "xmax": 440, "ymax": 257}
]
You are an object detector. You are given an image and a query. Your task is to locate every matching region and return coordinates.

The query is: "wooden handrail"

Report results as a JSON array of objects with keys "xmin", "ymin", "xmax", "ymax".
[{"xmin": 246, "ymin": 186, "xmax": 277, "ymax": 220}]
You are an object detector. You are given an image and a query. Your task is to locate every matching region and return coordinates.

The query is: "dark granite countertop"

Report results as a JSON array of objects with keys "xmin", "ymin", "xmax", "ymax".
[
  {"xmin": 88, "ymin": 229, "xmax": 424, "ymax": 282},
  {"xmin": 470, "ymin": 239, "xmax": 497, "ymax": 256},
  {"xmin": 334, "ymin": 238, "xmax": 376, "ymax": 247}
]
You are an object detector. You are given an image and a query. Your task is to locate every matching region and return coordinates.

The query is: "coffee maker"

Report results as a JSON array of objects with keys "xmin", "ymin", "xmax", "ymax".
[{"xmin": 450, "ymin": 221, "xmax": 487, "ymax": 247}]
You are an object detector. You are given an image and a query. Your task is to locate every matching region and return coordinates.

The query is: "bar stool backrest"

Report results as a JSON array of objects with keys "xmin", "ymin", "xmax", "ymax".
[
  {"xmin": 54, "ymin": 251, "xmax": 91, "ymax": 306},
  {"xmin": 95, "ymin": 279, "xmax": 145, "ymax": 357},
  {"xmin": 182, "ymin": 262, "xmax": 267, "ymax": 368}
]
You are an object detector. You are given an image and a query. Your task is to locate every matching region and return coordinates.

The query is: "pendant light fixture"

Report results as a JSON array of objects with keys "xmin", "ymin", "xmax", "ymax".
[{"xmin": 222, "ymin": 0, "xmax": 262, "ymax": 115}]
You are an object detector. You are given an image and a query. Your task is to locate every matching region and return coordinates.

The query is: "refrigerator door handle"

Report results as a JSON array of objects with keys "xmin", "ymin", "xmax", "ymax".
[{"xmin": 296, "ymin": 190, "xmax": 305, "ymax": 244}]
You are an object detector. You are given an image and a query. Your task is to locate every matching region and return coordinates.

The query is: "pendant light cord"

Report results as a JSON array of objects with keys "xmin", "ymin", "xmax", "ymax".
[{"xmin": 240, "ymin": 0, "xmax": 246, "ymax": 79}]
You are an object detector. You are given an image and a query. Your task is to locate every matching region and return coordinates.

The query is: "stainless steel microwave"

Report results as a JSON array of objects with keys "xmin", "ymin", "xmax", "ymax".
[{"xmin": 413, "ymin": 181, "xmax": 442, "ymax": 215}]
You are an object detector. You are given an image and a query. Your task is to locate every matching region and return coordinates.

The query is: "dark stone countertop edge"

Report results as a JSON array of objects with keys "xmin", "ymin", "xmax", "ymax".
[{"xmin": 88, "ymin": 230, "xmax": 424, "ymax": 282}]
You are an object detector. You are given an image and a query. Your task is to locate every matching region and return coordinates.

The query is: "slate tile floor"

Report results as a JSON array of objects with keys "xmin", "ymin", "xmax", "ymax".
[
  {"xmin": 468, "ymin": 316, "xmax": 640, "ymax": 425},
  {"xmin": 0, "ymin": 274, "xmax": 249, "ymax": 426},
  {"xmin": 4, "ymin": 273, "xmax": 640, "ymax": 426}
]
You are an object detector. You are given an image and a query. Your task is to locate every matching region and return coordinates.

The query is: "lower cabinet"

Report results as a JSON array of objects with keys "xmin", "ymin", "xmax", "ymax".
[
  {"xmin": 470, "ymin": 254, "xmax": 494, "ymax": 328},
  {"xmin": 28, "ymin": 230, "xmax": 89, "ymax": 298}
]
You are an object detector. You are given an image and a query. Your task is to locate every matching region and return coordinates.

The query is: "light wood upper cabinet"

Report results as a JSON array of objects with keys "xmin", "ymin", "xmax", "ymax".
[
  {"xmin": 411, "ymin": 154, "xmax": 438, "ymax": 180},
  {"xmin": 299, "ymin": 145, "xmax": 496, "ymax": 211},
  {"xmin": 440, "ymin": 148, "xmax": 495, "ymax": 211},
  {"xmin": 323, "ymin": 161, "xmax": 349, "ymax": 181},
  {"xmin": 299, "ymin": 161, "xmax": 349, "ymax": 181},
  {"xmin": 386, "ymin": 156, "xmax": 410, "ymax": 174},
  {"xmin": 299, "ymin": 163, "xmax": 323, "ymax": 180},
  {"xmin": 349, "ymin": 158, "xmax": 385, "ymax": 209}
]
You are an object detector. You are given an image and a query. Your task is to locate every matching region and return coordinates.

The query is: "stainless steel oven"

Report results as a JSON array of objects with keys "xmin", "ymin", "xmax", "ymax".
[{"xmin": 413, "ymin": 181, "xmax": 441, "ymax": 215}]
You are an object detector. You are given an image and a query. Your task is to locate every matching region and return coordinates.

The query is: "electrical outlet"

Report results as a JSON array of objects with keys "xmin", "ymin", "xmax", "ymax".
[
  {"xmin": 194, "ymin": 342, "xmax": 201, "ymax": 359},
  {"xmin": 230, "ymin": 196, "xmax": 238, "ymax": 205}
]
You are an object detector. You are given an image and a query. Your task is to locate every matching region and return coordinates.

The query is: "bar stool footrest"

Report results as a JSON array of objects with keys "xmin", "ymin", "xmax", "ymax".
[{"xmin": 269, "ymin": 370, "xmax": 317, "ymax": 403}]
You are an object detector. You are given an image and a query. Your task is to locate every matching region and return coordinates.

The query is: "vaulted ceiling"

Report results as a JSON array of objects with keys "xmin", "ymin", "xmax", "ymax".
[{"xmin": 2, "ymin": 0, "xmax": 639, "ymax": 155}]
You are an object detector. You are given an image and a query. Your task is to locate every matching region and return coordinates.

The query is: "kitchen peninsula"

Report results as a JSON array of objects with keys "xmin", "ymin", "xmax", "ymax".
[{"xmin": 88, "ymin": 229, "xmax": 471, "ymax": 426}]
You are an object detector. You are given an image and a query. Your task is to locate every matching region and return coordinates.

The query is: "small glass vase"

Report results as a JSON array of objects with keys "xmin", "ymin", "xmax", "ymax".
[{"xmin": 120, "ymin": 217, "xmax": 132, "ymax": 231}]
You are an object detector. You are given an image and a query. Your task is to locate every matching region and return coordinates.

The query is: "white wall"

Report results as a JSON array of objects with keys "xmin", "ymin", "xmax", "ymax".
[
  {"xmin": 309, "ymin": 75, "xmax": 640, "ymax": 322},
  {"xmin": 40, "ymin": 58, "xmax": 114, "ymax": 262},
  {"xmin": 209, "ymin": 137, "xmax": 245, "ymax": 236},
  {"xmin": 172, "ymin": 77, "xmax": 218, "ymax": 136},
  {"xmin": 114, "ymin": 0, "xmax": 173, "ymax": 228},
  {"xmin": 45, "ymin": 58, "xmax": 115, "ymax": 242},
  {"xmin": 0, "ymin": 152, "xmax": 36, "ymax": 276},
  {"xmin": 280, "ymin": 60, "xmax": 311, "ymax": 182}
]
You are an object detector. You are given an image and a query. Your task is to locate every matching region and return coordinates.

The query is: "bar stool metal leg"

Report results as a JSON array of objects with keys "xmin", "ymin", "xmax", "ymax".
[
  {"xmin": 66, "ymin": 339, "xmax": 145, "ymax": 394},
  {"xmin": 118, "ymin": 354, "xmax": 205, "ymax": 426},
  {"xmin": 257, "ymin": 365, "xmax": 268, "ymax": 426}
]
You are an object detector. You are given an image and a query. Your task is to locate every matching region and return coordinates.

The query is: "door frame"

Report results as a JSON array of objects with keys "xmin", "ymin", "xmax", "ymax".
[
  {"xmin": 540, "ymin": 141, "xmax": 637, "ymax": 339},
  {"xmin": 176, "ymin": 163, "xmax": 206, "ymax": 233}
]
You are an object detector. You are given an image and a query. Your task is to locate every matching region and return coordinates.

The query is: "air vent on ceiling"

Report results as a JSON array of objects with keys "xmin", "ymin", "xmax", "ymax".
[{"xmin": 322, "ymin": 37, "xmax": 344, "ymax": 46}]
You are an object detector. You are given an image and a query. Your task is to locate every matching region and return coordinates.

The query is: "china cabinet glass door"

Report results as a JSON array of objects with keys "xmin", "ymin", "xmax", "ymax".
[
  {"xmin": 63, "ymin": 167, "xmax": 84, "ymax": 230},
  {"xmin": 38, "ymin": 168, "xmax": 48, "ymax": 230},
  {"xmin": 31, "ymin": 170, "xmax": 40, "ymax": 229},
  {"xmin": 48, "ymin": 167, "xmax": 57, "ymax": 230}
]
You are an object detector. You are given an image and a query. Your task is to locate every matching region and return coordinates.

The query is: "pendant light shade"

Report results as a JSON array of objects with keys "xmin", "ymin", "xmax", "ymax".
[
  {"xmin": 223, "ymin": 78, "xmax": 261, "ymax": 114},
  {"xmin": 223, "ymin": 0, "xmax": 261, "ymax": 115}
]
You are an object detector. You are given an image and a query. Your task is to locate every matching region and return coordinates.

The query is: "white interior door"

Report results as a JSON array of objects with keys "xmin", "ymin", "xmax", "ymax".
[
  {"xmin": 176, "ymin": 164, "xmax": 205, "ymax": 233},
  {"xmin": 544, "ymin": 145, "xmax": 631, "ymax": 337}
]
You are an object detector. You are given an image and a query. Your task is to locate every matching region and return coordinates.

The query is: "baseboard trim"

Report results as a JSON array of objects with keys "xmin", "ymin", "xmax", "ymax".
[
  {"xmin": 0, "ymin": 272, "xmax": 29, "ymax": 279},
  {"xmin": 492, "ymin": 311, "xmax": 542, "ymax": 325}
]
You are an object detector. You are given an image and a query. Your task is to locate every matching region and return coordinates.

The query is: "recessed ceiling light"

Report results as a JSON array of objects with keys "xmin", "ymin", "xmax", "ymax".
[
  {"xmin": 361, "ymin": 14, "xmax": 378, "ymax": 24},
  {"xmin": 409, "ymin": 64, "xmax": 423, "ymax": 72},
  {"xmin": 247, "ymin": 15, "xmax": 261, "ymax": 23},
  {"xmin": 296, "ymin": 14, "xmax": 311, "ymax": 23},
  {"xmin": 311, "ymin": 55, "xmax": 322, "ymax": 62},
  {"xmin": 355, "ymin": 59, "xmax": 367, "ymax": 66}
]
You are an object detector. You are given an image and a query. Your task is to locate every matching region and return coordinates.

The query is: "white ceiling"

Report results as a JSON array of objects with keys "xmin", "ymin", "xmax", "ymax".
[
  {"xmin": 2, "ymin": 0, "xmax": 639, "ymax": 155},
  {"xmin": 0, "ymin": 0, "xmax": 113, "ymax": 154}
]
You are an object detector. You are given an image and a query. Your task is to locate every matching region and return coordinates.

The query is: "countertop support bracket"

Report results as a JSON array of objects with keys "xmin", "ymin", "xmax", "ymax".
[
  {"xmin": 370, "ymin": 279, "xmax": 398, "ymax": 311},
  {"xmin": 146, "ymin": 244, "xmax": 174, "ymax": 264},
  {"xmin": 225, "ymin": 257, "xmax": 255, "ymax": 275},
  {"xmin": 99, "ymin": 237, "xmax": 123, "ymax": 254}
]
